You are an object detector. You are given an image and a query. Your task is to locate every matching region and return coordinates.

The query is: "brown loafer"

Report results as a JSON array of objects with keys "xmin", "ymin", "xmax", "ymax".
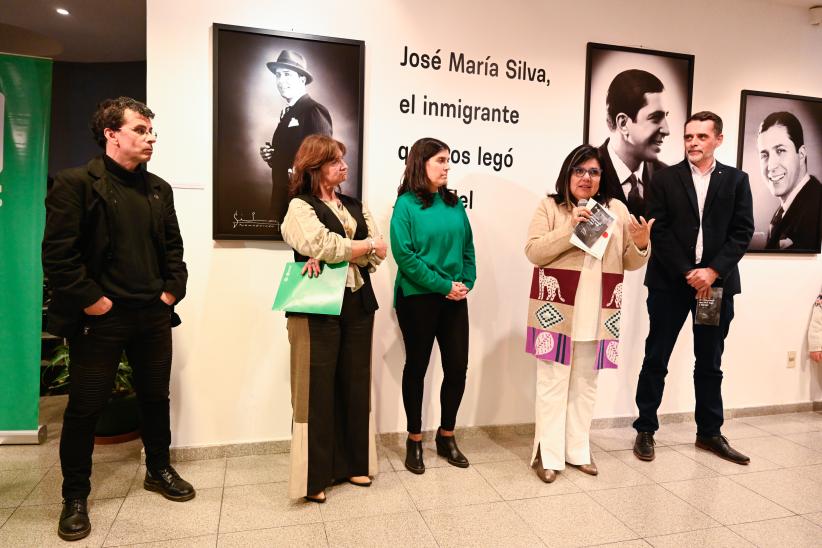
[{"xmin": 532, "ymin": 450, "xmax": 556, "ymax": 483}]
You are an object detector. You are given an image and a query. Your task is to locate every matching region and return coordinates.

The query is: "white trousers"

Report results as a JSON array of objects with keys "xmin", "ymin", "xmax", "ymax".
[{"xmin": 531, "ymin": 341, "xmax": 599, "ymax": 470}]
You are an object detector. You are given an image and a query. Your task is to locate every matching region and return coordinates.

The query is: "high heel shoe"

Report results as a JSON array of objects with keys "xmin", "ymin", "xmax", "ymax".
[
  {"xmin": 435, "ymin": 429, "xmax": 469, "ymax": 468},
  {"xmin": 304, "ymin": 491, "xmax": 326, "ymax": 503},
  {"xmin": 405, "ymin": 437, "xmax": 425, "ymax": 474}
]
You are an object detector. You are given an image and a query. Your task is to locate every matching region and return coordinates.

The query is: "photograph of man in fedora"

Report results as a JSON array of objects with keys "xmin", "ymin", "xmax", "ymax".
[
  {"xmin": 213, "ymin": 25, "xmax": 364, "ymax": 240},
  {"xmin": 259, "ymin": 49, "xmax": 332, "ymax": 223}
]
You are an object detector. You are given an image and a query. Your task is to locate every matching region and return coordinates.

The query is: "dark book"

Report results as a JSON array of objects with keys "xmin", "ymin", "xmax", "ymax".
[{"xmin": 695, "ymin": 287, "xmax": 723, "ymax": 326}]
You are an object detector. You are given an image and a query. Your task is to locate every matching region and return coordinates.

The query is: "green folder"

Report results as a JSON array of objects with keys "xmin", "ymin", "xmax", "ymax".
[{"xmin": 272, "ymin": 261, "xmax": 348, "ymax": 315}]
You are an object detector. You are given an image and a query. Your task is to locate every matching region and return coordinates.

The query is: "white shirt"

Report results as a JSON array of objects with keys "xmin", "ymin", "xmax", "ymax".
[
  {"xmin": 607, "ymin": 140, "xmax": 644, "ymax": 199},
  {"xmin": 689, "ymin": 160, "xmax": 716, "ymax": 264}
]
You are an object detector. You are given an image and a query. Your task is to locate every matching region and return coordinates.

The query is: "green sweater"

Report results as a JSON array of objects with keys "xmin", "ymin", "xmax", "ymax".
[{"xmin": 390, "ymin": 191, "xmax": 476, "ymax": 304}]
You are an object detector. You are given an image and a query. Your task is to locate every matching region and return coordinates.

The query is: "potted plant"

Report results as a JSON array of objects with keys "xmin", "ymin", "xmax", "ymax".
[{"xmin": 45, "ymin": 343, "xmax": 140, "ymax": 443}]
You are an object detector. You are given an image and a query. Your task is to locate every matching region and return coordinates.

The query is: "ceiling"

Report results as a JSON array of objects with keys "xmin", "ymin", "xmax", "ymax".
[
  {"xmin": 0, "ymin": 0, "xmax": 145, "ymax": 62},
  {"xmin": 0, "ymin": 0, "xmax": 817, "ymax": 63}
]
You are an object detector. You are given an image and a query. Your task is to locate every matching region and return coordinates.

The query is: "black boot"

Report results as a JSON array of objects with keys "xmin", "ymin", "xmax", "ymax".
[
  {"xmin": 144, "ymin": 465, "xmax": 196, "ymax": 501},
  {"xmin": 404, "ymin": 438, "xmax": 425, "ymax": 474},
  {"xmin": 436, "ymin": 429, "xmax": 469, "ymax": 468},
  {"xmin": 58, "ymin": 498, "xmax": 90, "ymax": 541}
]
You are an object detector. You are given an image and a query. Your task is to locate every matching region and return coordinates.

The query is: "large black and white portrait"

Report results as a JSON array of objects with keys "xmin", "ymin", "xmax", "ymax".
[
  {"xmin": 738, "ymin": 90, "xmax": 822, "ymax": 254},
  {"xmin": 213, "ymin": 24, "xmax": 364, "ymax": 240},
  {"xmin": 583, "ymin": 43, "xmax": 694, "ymax": 217}
]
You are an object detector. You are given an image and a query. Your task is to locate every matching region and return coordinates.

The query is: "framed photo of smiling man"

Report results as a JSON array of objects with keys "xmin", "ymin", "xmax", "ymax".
[
  {"xmin": 738, "ymin": 90, "xmax": 822, "ymax": 254},
  {"xmin": 583, "ymin": 43, "xmax": 694, "ymax": 218},
  {"xmin": 213, "ymin": 24, "xmax": 365, "ymax": 240}
]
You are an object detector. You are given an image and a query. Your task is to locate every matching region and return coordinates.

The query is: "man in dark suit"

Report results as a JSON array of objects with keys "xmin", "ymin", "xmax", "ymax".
[
  {"xmin": 259, "ymin": 49, "xmax": 332, "ymax": 227},
  {"xmin": 598, "ymin": 69, "xmax": 671, "ymax": 217},
  {"xmin": 757, "ymin": 111, "xmax": 822, "ymax": 252},
  {"xmin": 632, "ymin": 111, "xmax": 754, "ymax": 465}
]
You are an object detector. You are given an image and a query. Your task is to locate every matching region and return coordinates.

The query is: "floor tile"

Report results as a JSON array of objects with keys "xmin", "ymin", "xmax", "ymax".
[
  {"xmin": 612, "ymin": 446, "xmax": 717, "ymax": 482},
  {"xmin": 92, "ymin": 439, "xmax": 144, "ymax": 464},
  {"xmin": 219, "ymin": 482, "xmax": 321, "ymax": 533},
  {"xmin": 218, "ymin": 523, "xmax": 326, "ymax": 547},
  {"xmin": 396, "ymin": 466, "xmax": 501, "ymax": 511},
  {"xmin": 119, "ymin": 535, "xmax": 218, "ymax": 547},
  {"xmin": 104, "ymin": 487, "xmax": 222, "ymax": 546},
  {"xmin": 24, "ymin": 461, "xmax": 139, "ymax": 505},
  {"xmin": 474, "ymin": 459, "xmax": 580, "ymax": 500},
  {"xmin": 0, "ymin": 468, "xmax": 49, "ymax": 508},
  {"xmin": 719, "ymin": 419, "xmax": 775, "ymax": 440},
  {"xmin": 421, "ymin": 501, "xmax": 542, "ymax": 547},
  {"xmin": 668, "ymin": 443, "xmax": 781, "ymax": 475},
  {"xmin": 0, "ymin": 507, "xmax": 13, "ymax": 527},
  {"xmin": 793, "ymin": 463, "xmax": 822, "ymax": 484},
  {"xmin": 509, "ymin": 492, "xmax": 637, "ymax": 547},
  {"xmin": 590, "ymin": 426, "xmax": 673, "ymax": 451},
  {"xmin": 129, "ymin": 459, "xmax": 226, "ymax": 494},
  {"xmin": 595, "ymin": 541, "xmax": 652, "ymax": 548},
  {"xmin": 318, "ymin": 471, "xmax": 415, "ymax": 522},
  {"xmin": 729, "ymin": 468, "xmax": 822, "ymax": 514},
  {"xmin": 731, "ymin": 435, "xmax": 822, "ymax": 467},
  {"xmin": 224, "ymin": 453, "xmax": 289, "ymax": 486},
  {"xmin": 0, "ymin": 443, "xmax": 60, "ymax": 471},
  {"xmin": 802, "ymin": 511, "xmax": 822, "ymax": 526},
  {"xmin": 590, "ymin": 484, "xmax": 719, "ymax": 537},
  {"xmin": 562, "ymin": 450, "xmax": 653, "ymax": 491},
  {"xmin": 730, "ymin": 515, "xmax": 822, "ymax": 548},
  {"xmin": 739, "ymin": 413, "xmax": 822, "ymax": 435},
  {"xmin": 323, "ymin": 511, "xmax": 436, "ymax": 548},
  {"xmin": 661, "ymin": 476, "xmax": 792, "ymax": 524},
  {"xmin": 782, "ymin": 430, "xmax": 822, "ymax": 452},
  {"xmin": 645, "ymin": 526, "xmax": 755, "ymax": 547},
  {"xmin": 0, "ymin": 498, "xmax": 121, "ymax": 547}
]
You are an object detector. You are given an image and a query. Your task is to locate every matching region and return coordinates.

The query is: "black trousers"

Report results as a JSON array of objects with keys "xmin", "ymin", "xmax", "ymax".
[
  {"xmin": 61, "ymin": 301, "xmax": 173, "ymax": 499},
  {"xmin": 633, "ymin": 287, "xmax": 735, "ymax": 437},
  {"xmin": 396, "ymin": 290, "xmax": 469, "ymax": 434}
]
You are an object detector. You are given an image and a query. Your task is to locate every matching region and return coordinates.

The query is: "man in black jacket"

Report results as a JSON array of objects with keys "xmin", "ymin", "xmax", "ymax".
[
  {"xmin": 259, "ymin": 49, "xmax": 332, "ymax": 229},
  {"xmin": 632, "ymin": 111, "xmax": 754, "ymax": 465},
  {"xmin": 43, "ymin": 97, "xmax": 194, "ymax": 541}
]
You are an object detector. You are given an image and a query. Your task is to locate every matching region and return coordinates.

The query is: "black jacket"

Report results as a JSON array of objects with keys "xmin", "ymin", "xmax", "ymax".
[
  {"xmin": 765, "ymin": 175, "xmax": 822, "ymax": 252},
  {"xmin": 644, "ymin": 159, "xmax": 754, "ymax": 296},
  {"xmin": 598, "ymin": 139, "xmax": 667, "ymax": 218},
  {"xmin": 42, "ymin": 157, "xmax": 187, "ymax": 336}
]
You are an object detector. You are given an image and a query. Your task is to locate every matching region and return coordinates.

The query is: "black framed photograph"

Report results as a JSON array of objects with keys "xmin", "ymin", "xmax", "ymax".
[
  {"xmin": 738, "ymin": 90, "xmax": 822, "ymax": 254},
  {"xmin": 213, "ymin": 24, "xmax": 365, "ymax": 240},
  {"xmin": 583, "ymin": 42, "xmax": 694, "ymax": 217}
]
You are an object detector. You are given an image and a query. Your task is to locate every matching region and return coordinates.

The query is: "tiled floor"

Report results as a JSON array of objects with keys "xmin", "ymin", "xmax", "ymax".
[{"xmin": 2, "ymin": 399, "xmax": 822, "ymax": 547}]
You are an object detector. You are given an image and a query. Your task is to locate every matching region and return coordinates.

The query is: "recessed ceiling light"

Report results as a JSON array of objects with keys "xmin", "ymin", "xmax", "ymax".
[{"xmin": 56, "ymin": 8, "xmax": 70, "ymax": 16}]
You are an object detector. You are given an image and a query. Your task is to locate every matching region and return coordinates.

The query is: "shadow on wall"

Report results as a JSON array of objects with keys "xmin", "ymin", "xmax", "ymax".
[{"xmin": 48, "ymin": 61, "xmax": 146, "ymax": 177}]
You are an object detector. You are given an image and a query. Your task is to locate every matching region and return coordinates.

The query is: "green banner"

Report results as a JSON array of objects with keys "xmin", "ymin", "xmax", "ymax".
[{"xmin": 0, "ymin": 54, "xmax": 52, "ymax": 432}]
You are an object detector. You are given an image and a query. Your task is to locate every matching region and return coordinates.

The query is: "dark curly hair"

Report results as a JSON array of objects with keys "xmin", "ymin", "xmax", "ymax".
[
  {"xmin": 91, "ymin": 97, "xmax": 154, "ymax": 148},
  {"xmin": 397, "ymin": 137, "xmax": 458, "ymax": 209},
  {"xmin": 550, "ymin": 144, "xmax": 609, "ymax": 209}
]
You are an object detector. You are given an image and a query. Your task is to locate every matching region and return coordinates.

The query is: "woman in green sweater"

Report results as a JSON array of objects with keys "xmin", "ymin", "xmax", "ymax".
[{"xmin": 390, "ymin": 137, "xmax": 477, "ymax": 474}]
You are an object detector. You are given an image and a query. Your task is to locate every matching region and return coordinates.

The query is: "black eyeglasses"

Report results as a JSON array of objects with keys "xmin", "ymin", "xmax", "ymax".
[
  {"xmin": 571, "ymin": 167, "xmax": 602, "ymax": 179},
  {"xmin": 117, "ymin": 126, "xmax": 158, "ymax": 139}
]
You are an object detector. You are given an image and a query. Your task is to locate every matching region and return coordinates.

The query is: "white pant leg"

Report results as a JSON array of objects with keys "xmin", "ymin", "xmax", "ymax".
[
  {"xmin": 532, "ymin": 358, "xmax": 572, "ymax": 471},
  {"xmin": 565, "ymin": 341, "xmax": 599, "ymax": 465}
]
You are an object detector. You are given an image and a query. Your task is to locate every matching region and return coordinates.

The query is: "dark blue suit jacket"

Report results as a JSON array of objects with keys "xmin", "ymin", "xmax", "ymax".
[{"xmin": 644, "ymin": 159, "xmax": 754, "ymax": 296}]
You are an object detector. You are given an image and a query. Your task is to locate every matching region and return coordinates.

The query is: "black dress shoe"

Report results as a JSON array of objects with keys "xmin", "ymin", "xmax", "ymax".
[
  {"xmin": 58, "ymin": 498, "xmax": 90, "ymax": 541},
  {"xmin": 695, "ymin": 435, "xmax": 750, "ymax": 465},
  {"xmin": 435, "ymin": 429, "xmax": 469, "ymax": 468},
  {"xmin": 405, "ymin": 438, "xmax": 425, "ymax": 474},
  {"xmin": 144, "ymin": 466, "xmax": 196, "ymax": 501},
  {"xmin": 633, "ymin": 431, "xmax": 656, "ymax": 461}
]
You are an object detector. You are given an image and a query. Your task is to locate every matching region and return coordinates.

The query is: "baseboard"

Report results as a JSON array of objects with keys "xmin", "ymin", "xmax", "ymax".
[{"xmin": 160, "ymin": 401, "xmax": 820, "ymax": 462}]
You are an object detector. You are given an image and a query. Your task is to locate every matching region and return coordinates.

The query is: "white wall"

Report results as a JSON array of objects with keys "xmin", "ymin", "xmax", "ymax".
[{"xmin": 146, "ymin": 0, "xmax": 822, "ymax": 447}]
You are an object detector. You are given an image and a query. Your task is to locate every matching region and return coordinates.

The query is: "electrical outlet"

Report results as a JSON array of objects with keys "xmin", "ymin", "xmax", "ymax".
[{"xmin": 787, "ymin": 351, "xmax": 797, "ymax": 368}]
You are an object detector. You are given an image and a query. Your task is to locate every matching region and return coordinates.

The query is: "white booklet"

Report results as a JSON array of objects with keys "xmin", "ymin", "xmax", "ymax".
[{"xmin": 570, "ymin": 199, "xmax": 616, "ymax": 260}]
